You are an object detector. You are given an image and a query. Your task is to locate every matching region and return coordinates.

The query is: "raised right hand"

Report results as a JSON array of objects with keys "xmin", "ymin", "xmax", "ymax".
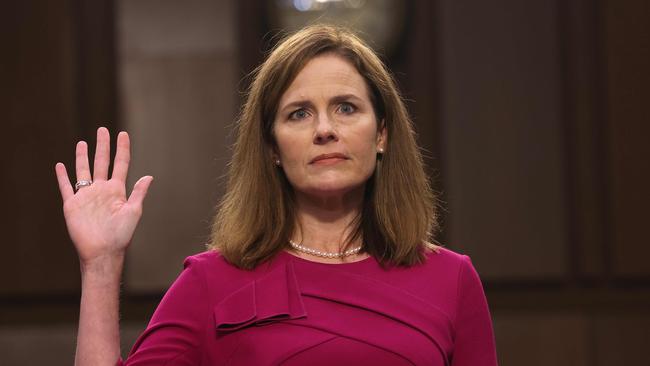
[{"xmin": 55, "ymin": 127, "xmax": 153, "ymax": 267}]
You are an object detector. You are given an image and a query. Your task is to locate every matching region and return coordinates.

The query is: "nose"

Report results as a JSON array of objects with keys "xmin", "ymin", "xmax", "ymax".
[{"xmin": 313, "ymin": 113, "xmax": 338, "ymax": 145}]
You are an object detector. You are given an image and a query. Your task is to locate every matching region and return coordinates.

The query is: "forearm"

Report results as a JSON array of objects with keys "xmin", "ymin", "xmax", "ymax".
[{"xmin": 75, "ymin": 254, "xmax": 125, "ymax": 366}]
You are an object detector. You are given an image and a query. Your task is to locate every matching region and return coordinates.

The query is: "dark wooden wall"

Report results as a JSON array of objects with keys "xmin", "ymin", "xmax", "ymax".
[{"xmin": 1, "ymin": 0, "xmax": 118, "ymax": 296}]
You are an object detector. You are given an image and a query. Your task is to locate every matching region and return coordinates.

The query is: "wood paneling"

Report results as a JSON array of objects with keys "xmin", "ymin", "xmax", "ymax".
[
  {"xmin": 0, "ymin": 323, "xmax": 145, "ymax": 366},
  {"xmin": 594, "ymin": 314, "xmax": 650, "ymax": 365},
  {"xmin": 601, "ymin": 0, "xmax": 650, "ymax": 277},
  {"xmin": 562, "ymin": 0, "xmax": 609, "ymax": 279},
  {"xmin": 390, "ymin": 0, "xmax": 443, "ymax": 208},
  {"xmin": 117, "ymin": 0, "xmax": 237, "ymax": 291},
  {"xmin": 493, "ymin": 312, "xmax": 590, "ymax": 366},
  {"xmin": 438, "ymin": 0, "xmax": 568, "ymax": 280},
  {"xmin": 0, "ymin": 0, "xmax": 117, "ymax": 295}
]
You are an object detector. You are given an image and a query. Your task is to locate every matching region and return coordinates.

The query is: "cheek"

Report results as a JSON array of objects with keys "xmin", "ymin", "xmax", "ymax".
[
  {"xmin": 275, "ymin": 136, "xmax": 306, "ymax": 179},
  {"xmin": 274, "ymin": 128, "xmax": 296, "ymax": 160},
  {"xmin": 277, "ymin": 141, "xmax": 302, "ymax": 166},
  {"xmin": 352, "ymin": 136, "xmax": 379, "ymax": 174},
  {"xmin": 353, "ymin": 126, "xmax": 380, "ymax": 158},
  {"xmin": 360, "ymin": 149, "xmax": 378, "ymax": 174}
]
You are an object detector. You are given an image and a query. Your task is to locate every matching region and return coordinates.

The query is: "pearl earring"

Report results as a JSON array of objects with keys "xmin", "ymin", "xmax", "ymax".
[
  {"xmin": 275, "ymin": 159, "xmax": 281, "ymax": 166},
  {"xmin": 378, "ymin": 148, "xmax": 384, "ymax": 154}
]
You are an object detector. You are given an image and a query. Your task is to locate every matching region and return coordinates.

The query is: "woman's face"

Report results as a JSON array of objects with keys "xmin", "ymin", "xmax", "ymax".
[{"xmin": 273, "ymin": 53, "xmax": 386, "ymax": 199}]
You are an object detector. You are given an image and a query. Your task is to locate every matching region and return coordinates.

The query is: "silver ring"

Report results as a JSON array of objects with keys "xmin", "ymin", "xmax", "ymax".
[{"xmin": 75, "ymin": 180, "xmax": 93, "ymax": 191}]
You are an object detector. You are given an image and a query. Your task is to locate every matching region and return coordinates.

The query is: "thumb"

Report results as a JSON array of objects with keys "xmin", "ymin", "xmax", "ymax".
[{"xmin": 127, "ymin": 176, "xmax": 154, "ymax": 208}]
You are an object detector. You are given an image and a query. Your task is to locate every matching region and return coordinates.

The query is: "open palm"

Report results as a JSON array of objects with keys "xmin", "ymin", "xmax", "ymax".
[{"xmin": 55, "ymin": 127, "xmax": 153, "ymax": 265}]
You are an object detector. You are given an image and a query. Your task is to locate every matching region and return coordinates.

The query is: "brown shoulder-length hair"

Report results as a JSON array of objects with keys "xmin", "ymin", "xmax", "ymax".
[{"xmin": 208, "ymin": 24, "xmax": 440, "ymax": 270}]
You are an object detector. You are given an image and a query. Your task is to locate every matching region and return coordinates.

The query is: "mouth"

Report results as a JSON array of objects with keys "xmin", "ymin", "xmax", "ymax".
[{"xmin": 310, "ymin": 153, "xmax": 349, "ymax": 165}]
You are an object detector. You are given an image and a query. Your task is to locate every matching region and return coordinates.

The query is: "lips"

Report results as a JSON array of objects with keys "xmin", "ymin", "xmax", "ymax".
[{"xmin": 310, "ymin": 153, "xmax": 348, "ymax": 164}]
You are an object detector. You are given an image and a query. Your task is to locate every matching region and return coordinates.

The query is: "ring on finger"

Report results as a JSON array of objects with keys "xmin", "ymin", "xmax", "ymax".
[{"xmin": 75, "ymin": 180, "xmax": 93, "ymax": 191}]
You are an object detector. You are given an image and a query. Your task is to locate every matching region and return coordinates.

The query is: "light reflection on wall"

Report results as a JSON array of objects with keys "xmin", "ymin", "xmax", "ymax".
[
  {"xmin": 270, "ymin": 0, "xmax": 404, "ymax": 55},
  {"xmin": 289, "ymin": 0, "xmax": 366, "ymax": 12}
]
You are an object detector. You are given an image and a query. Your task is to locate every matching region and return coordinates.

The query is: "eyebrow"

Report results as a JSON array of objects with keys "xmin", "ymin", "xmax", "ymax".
[{"xmin": 279, "ymin": 94, "xmax": 365, "ymax": 114}]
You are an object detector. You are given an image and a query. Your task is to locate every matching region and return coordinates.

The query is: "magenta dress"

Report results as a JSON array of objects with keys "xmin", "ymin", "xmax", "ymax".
[{"xmin": 118, "ymin": 247, "xmax": 497, "ymax": 365}]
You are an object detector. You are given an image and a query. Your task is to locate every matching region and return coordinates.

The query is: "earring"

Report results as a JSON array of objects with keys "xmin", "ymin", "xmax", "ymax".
[
  {"xmin": 275, "ymin": 159, "xmax": 281, "ymax": 166},
  {"xmin": 377, "ymin": 148, "xmax": 384, "ymax": 154}
]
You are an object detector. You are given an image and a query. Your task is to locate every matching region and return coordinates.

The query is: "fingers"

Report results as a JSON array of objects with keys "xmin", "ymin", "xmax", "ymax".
[
  {"xmin": 111, "ymin": 131, "xmax": 130, "ymax": 183},
  {"xmin": 127, "ymin": 176, "xmax": 154, "ymax": 210},
  {"xmin": 55, "ymin": 163, "xmax": 74, "ymax": 201},
  {"xmin": 93, "ymin": 127, "xmax": 111, "ymax": 181},
  {"xmin": 75, "ymin": 141, "xmax": 92, "ymax": 183}
]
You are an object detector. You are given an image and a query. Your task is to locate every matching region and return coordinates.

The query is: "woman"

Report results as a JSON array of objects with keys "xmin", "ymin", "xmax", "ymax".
[{"xmin": 55, "ymin": 25, "xmax": 497, "ymax": 365}]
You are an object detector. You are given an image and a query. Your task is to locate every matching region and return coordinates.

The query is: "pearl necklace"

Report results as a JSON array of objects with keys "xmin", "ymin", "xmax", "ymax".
[{"xmin": 289, "ymin": 239, "xmax": 363, "ymax": 259}]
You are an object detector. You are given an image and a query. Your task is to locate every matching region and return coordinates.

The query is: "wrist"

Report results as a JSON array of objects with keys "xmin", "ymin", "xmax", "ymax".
[{"xmin": 80, "ymin": 252, "xmax": 125, "ymax": 278}]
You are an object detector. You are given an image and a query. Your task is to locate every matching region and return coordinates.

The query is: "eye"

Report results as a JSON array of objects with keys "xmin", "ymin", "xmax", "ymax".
[
  {"xmin": 337, "ymin": 102, "xmax": 356, "ymax": 114},
  {"xmin": 288, "ymin": 109, "xmax": 309, "ymax": 120}
]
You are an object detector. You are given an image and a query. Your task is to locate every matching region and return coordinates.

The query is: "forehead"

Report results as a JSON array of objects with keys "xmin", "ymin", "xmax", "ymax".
[{"xmin": 278, "ymin": 53, "xmax": 370, "ymax": 106}]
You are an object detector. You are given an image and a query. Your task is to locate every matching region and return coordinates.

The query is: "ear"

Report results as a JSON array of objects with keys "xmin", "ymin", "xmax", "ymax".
[
  {"xmin": 271, "ymin": 151, "xmax": 282, "ymax": 167},
  {"xmin": 269, "ymin": 142, "xmax": 281, "ymax": 164},
  {"xmin": 376, "ymin": 119, "xmax": 387, "ymax": 151}
]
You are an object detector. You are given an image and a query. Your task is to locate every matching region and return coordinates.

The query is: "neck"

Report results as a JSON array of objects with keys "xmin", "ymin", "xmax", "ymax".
[{"xmin": 292, "ymin": 187, "xmax": 364, "ymax": 253}]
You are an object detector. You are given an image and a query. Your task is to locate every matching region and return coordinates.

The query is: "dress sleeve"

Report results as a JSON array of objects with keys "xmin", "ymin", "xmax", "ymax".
[
  {"xmin": 451, "ymin": 255, "xmax": 498, "ymax": 366},
  {"xmin": 117, "ymin": 256, "xmax": 210, "ymax": 366}
]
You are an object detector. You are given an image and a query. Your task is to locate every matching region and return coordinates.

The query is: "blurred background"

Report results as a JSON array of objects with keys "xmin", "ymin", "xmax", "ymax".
[{"xmin": 2, "ymin": 0, "xmax": 649, "ymax": 364}]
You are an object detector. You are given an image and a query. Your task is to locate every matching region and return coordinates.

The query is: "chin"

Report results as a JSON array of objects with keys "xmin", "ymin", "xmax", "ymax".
[{"xmin": 300, "ymin": 180, "xmax": 366, "ymax": 197}]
